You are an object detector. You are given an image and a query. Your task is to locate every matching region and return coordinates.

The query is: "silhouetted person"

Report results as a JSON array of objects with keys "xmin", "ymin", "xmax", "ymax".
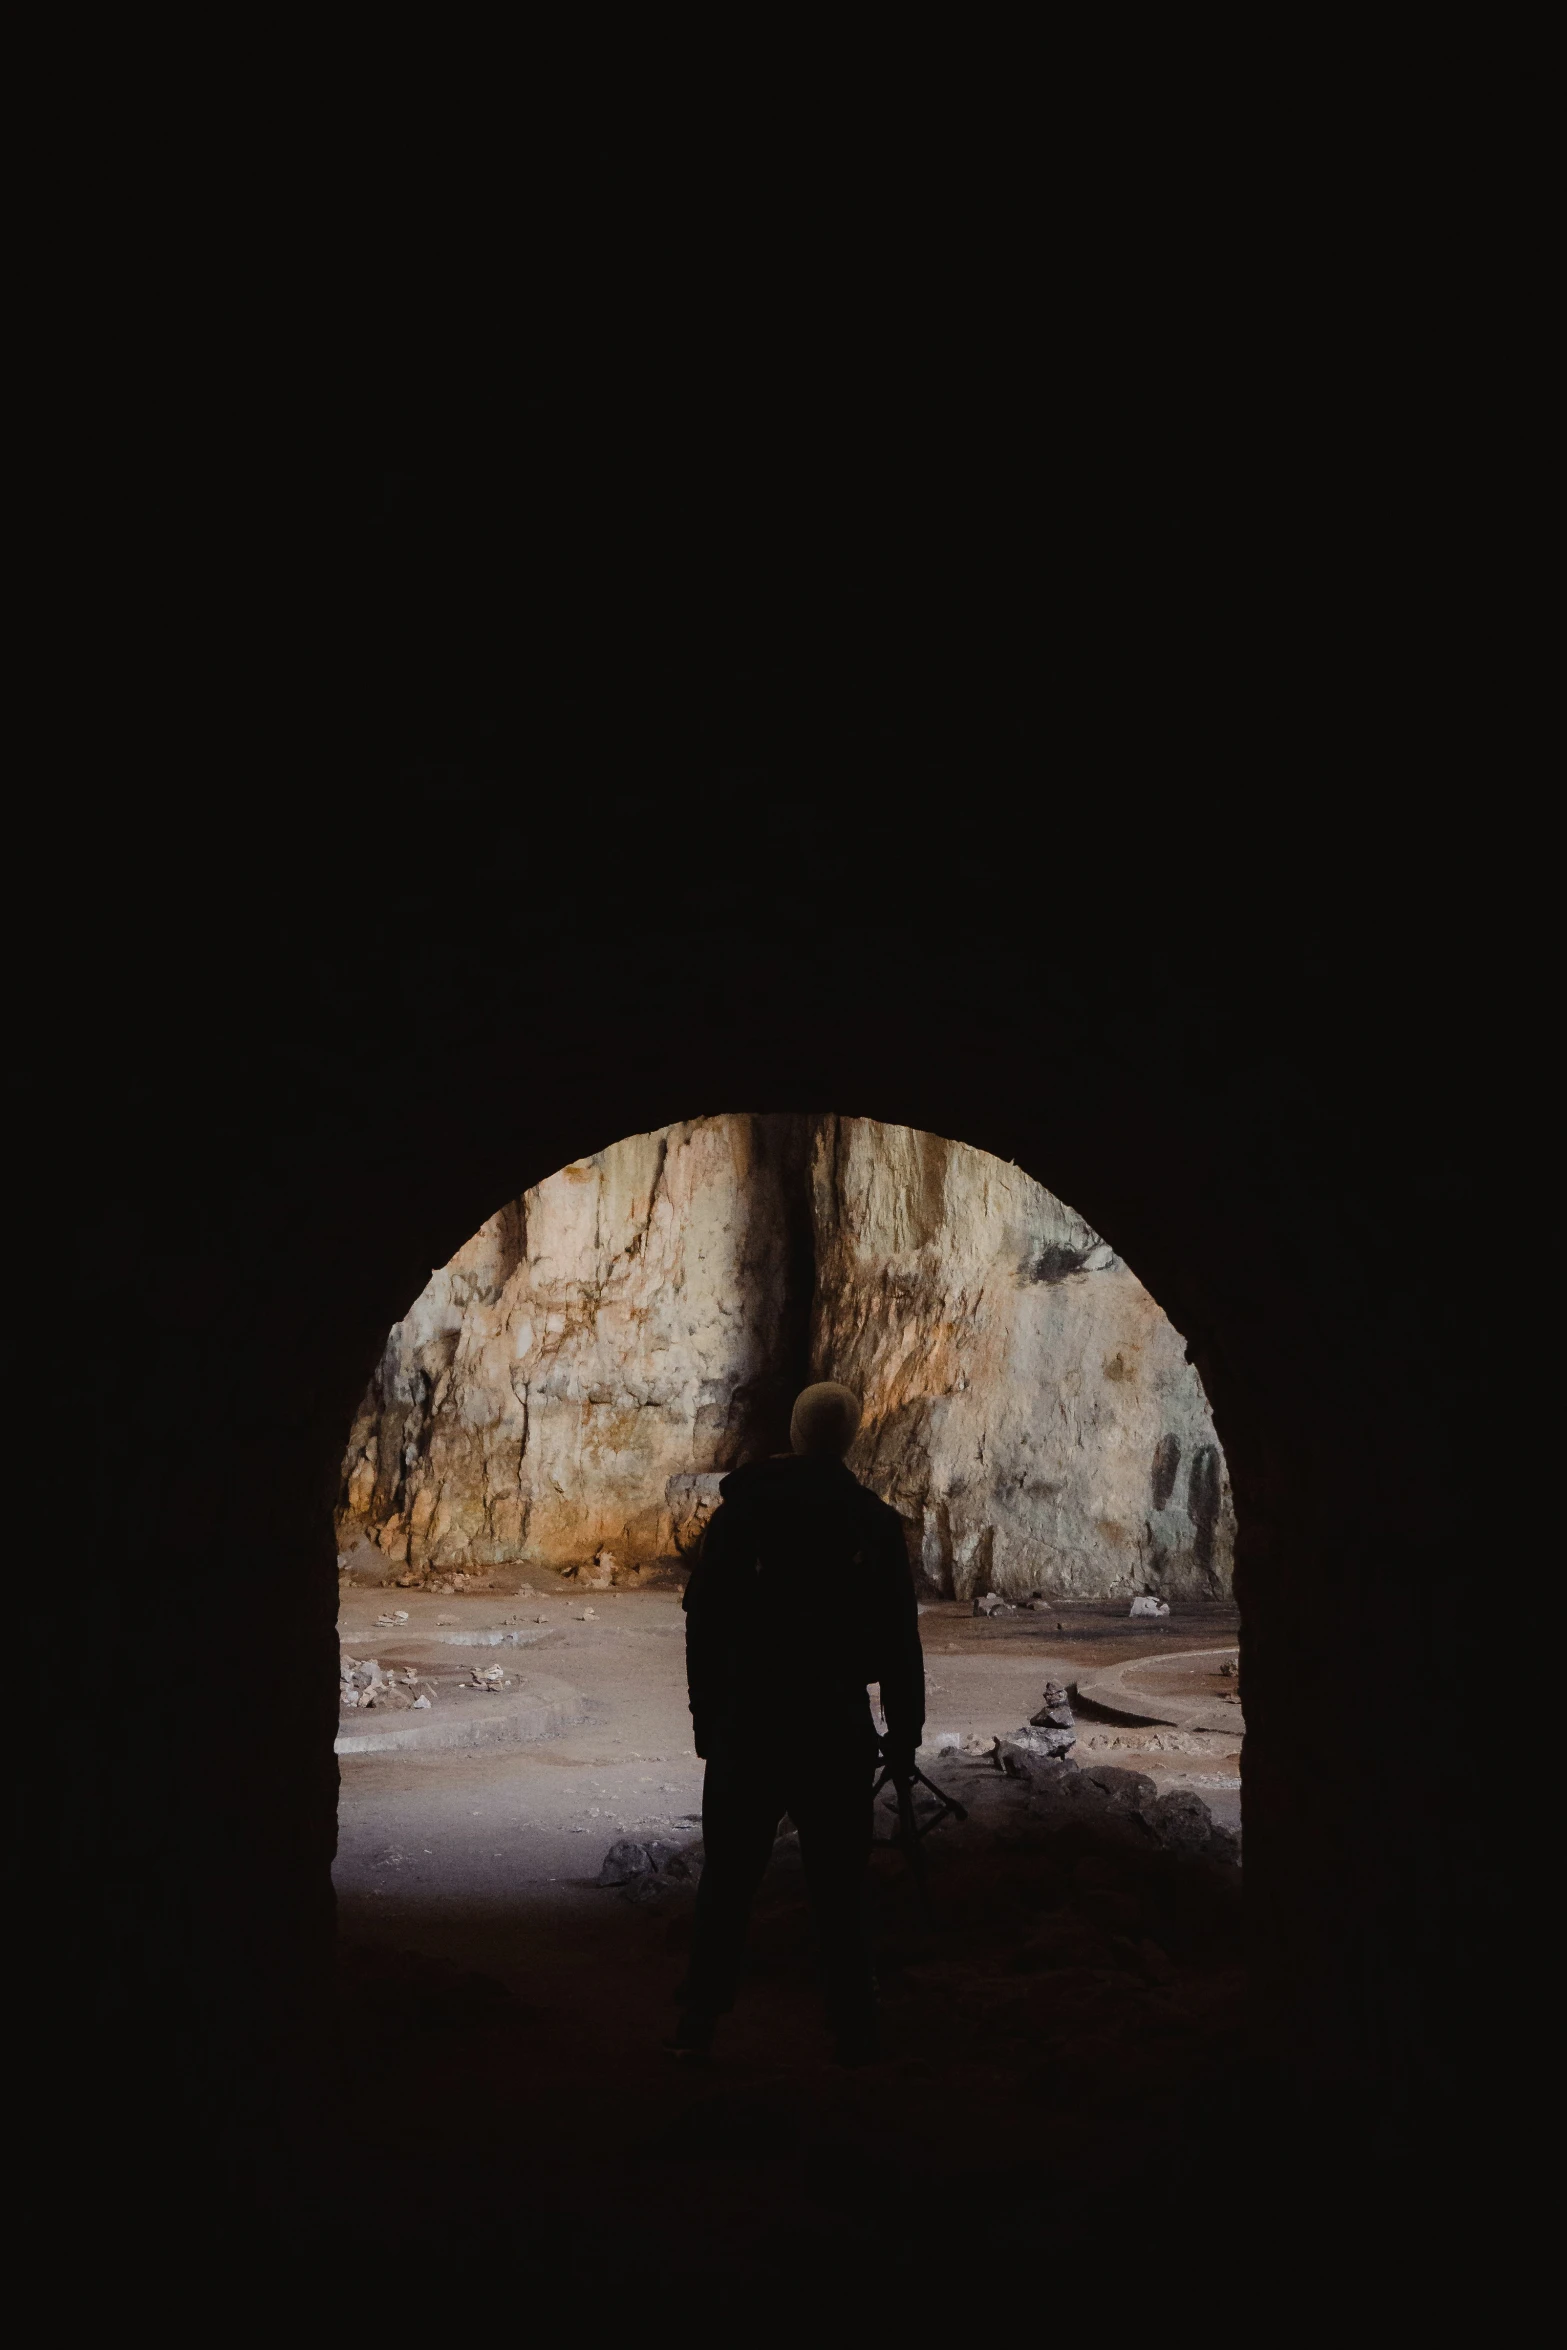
[{"xmin": 672, "ymin": 1381, "xmax": 925, "ymax": 2065}]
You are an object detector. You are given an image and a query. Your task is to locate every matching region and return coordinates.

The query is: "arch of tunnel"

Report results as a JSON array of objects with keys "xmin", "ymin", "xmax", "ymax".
[{"xmin": 55, "ymin": 937, "xmax": 1484, "ymax": 2275}]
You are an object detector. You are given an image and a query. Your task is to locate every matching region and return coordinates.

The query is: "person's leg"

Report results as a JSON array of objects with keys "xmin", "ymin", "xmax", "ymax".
[
  {"xmin": 674, "ymin": 1745, "xmax": 784, "ymax": 2049},
  {"xmin": 788, "ymin": 1742, "xmax": 879, "ymax": 2060}
]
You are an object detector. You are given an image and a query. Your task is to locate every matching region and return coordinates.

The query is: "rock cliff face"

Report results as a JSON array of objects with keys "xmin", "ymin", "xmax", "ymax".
[
  {"xmin": 338, "ymin": 1116, "xmax": 812, "ymax": 1578},
  {"xmin": 338, "ymin": 1115, "xmax": 1233, "ymax": 1599},
  {"xmin": 811, "ymin": 1119, "xmax": 1231, "ymax": 1599}
]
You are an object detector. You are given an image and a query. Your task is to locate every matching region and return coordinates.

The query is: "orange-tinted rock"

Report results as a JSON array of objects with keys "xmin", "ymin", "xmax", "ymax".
[{"xmin": 337, "ymin": 1114, "xmax": 1233, "ymax": 1596}]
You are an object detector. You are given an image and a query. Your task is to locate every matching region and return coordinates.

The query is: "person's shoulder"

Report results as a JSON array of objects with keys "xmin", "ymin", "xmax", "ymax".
[
  {"xmin": 717, "ymin": 1457, "xmax": 793, "ymax": 1506},
  {"xmin": 847, "ymin": 1478, "xmax": 904, "ymax": 1535}
]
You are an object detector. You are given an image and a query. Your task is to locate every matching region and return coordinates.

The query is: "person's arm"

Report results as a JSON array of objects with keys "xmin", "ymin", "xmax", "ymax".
[
  {"xmin": 871, "ymin": 1508, "xmax": 926, "ymax": 1770},
  {"xmin": 682, "ymin": 1500, "xmax": 742, "ymax": 1759}
]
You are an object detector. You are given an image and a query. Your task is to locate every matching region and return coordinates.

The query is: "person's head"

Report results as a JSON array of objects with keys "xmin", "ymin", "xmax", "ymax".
[{"xmin": 789, "ymin": 1381, "xmax": 862, "ymax": 1459}]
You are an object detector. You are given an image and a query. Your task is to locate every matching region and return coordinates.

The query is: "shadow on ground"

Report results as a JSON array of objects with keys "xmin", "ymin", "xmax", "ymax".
[{"xmin": 332, "ymin": 1757, "xmax": 1245, "ymax": 2290}]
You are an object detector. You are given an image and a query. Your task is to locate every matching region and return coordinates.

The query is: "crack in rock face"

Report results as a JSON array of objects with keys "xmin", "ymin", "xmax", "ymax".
[{"xmin": 336, "ymin": 1115, "xmax": 1234, "ymax": 1603}]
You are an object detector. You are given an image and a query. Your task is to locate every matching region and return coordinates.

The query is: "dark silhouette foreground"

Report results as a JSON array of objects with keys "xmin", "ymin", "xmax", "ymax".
[{"xmin": 678, "ymin": 1385, "xmax": 925, "ymax": 2060}]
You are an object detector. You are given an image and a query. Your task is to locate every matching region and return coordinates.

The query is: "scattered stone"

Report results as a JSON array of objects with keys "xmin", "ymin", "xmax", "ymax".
[
  {"xmin": 597, "ymin": 1839, "xmax": 653, "ymax": 1886},
  {"xmin": 578, "ymin": 1548, "xmax": 617, "ymax": 1591},
  {"xmin": 340, "ymin": 1656, "xmax": 437, "ymax": 1712},
  {"xmin": 1075, "ymin": 1764, "xmax": 1160, "ymax": 1819},
  {"xmin": 597, "ymin": 1830, "xmax": 704, "ymax": 1895},
  {"xmin": 1085, "ymin": 1728, "xmax": 1238, "ymax": 1757},
  {"xmin": 462, "ymin": 1664, "xmax": 511, "ymax": 1691},
  {"xmin": 1129, "ymin": 1596, "xmax": 1170, "ymax": 1617},
  {"xmin": 1149, "ymin": 1789, "xmax": 1210, "ymax": 1848},
  {"xmin": 1001, "ymin": 1754, "xmax": 1166, "ymax": 1830},
  {"xmin": 995, "ymin": 1741, "xmax": 1079, "ymax": 1788},
  {"xmin": 1031, "ymin": 1681, "xmax": 1075, "ymax": 1730},
  {"xmin": 998, "ymin": 1680, "xmax": 1078, "ymax": 1764},
  {"xmin": 1010, "ymin": 1720, "xmax": 1075, "ymax": 1760}
]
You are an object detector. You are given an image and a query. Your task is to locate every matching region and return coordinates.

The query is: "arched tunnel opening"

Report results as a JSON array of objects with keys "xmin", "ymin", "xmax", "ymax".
[
  {"xmin": 42, "ymin": 809, "xmax": 1495, "ymax": 2308},
  {"xmin": 329, "ymin": 1116, "xmax": 1249, "ymax": 2265}
]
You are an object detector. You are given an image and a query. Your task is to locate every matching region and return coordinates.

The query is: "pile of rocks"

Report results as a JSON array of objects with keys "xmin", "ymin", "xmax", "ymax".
[
  {"xmin": 994, "ymin": 1742, "xmax": 1241, "ymax": 1866},
  {"xmin": 996, "ymin": 1681, "xmax": 1077, "ymax": 1763},
  {"xmin": 458, "ymin": 1664, "xmax": 515, "ymax": 1693},
  {"xmin": 565, "ymin": 1547, "xmax": 619, "ymax": 1591},
  {"xmin": 340, "ymin": 1657, "xmax": 435, "ymax": 1713}
]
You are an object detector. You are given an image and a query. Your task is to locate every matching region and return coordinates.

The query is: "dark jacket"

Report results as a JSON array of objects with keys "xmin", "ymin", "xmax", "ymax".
[{"xmin": 682, "ymin": 1454, "xmax": 926, "ymax": 1759}]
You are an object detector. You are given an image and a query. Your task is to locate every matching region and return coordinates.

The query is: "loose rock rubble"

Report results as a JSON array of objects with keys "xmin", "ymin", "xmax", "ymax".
[
  {"xmin": 929, "ymin": 1732, "xmax": 999, "ymax": 1758},
  {"xmin": 571, "ymin": 1548, "xmax": 618, "ymax": 1591},
  {"xmin": 340, "ymin": 1657, "xmax": 436, "ymax": 1712},
  {"xmin": 993, "ymin": 1744, "xmax": 1240, "ymax": 1865},
  {"xmin": 1084, "ymin": 1729, "xmax": 1241, "ymax": 1756},
  {"xmin": 996, "ymin": 1679, "xmax": 1078, "ymax": 1762},
  {"xmin": 459, "ymin": 1664, "xmax": 514, "ymax": 1693},
  {"xmin": 387, "ymin": 1567, "xmax": 497, "ymax": 1595}
]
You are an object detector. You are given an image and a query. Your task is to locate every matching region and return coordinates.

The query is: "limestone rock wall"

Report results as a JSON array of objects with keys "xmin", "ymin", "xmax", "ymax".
[
  {"xmin": 338, "ymin": 1114, "xmax": 1233, "ymax": 1598},
  {"xmin": 338, "ymin": 1115, "xmax": 812, "ymax": 1576},
  {"xmin": 811, "ymin": 1119, "xmax": 1233, "ymax": 1600}
]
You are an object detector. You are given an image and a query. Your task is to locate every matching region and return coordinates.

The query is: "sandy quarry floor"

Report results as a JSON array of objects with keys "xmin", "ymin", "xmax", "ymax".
[
  {"xmin": 333, "ymin": 1580, "xmax": 1241, "ymax": 1914},
  {"xmin": 331, "ymin": 1574, "xmax": 1244, "ymax": 2290}
]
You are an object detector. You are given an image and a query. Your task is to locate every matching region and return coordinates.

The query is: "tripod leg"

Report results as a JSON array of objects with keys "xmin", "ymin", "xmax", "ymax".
[
  {"xmin": 895, "ymin": 1776, "xmax": 933, "ymax": 1922},
  {"xmin": 910, "ymin": 1764, "xmax": 967, "ymax": 1824}
]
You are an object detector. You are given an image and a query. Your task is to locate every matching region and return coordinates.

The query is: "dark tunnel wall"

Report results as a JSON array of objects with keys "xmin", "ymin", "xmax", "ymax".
[
  {"xmin": 25, "ymin": 360, "xmax": 1512, "ymax": 2276},
  {"xmin": 34, "ymin": 844, "xmax": 1497, "ymax": 2274}
]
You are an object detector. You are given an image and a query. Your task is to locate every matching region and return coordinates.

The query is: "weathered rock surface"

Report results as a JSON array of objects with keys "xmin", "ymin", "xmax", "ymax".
[
  {"xmin": 338, "ymin": 1114, "xmax": 1233, "ymax": 1598},
  {"xmin": 338, "ymin": 1116, "xmax": 812, "ymax": 1577},
  {"xmin": 812, "ymin": 1118, "xmax": 1233, "ymax": 1599}
]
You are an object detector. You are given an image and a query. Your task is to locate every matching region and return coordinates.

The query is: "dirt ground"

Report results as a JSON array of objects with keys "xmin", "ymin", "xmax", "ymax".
[{"xmin": 333, "ymin": 1574, "xmax": 1245, "ymax": 2291}]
